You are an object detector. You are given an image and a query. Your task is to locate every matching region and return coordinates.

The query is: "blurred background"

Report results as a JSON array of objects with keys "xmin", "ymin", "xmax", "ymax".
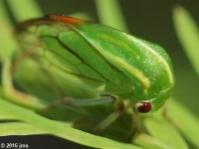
[{"xmin": 1, "ymin": 0, "xmax": 199, "ymax": 148}]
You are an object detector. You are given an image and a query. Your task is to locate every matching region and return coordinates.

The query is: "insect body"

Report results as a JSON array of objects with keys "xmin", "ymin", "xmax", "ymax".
[{"xmin": 15, "ymin": 15, "xmax": 175, "ymax": 113}]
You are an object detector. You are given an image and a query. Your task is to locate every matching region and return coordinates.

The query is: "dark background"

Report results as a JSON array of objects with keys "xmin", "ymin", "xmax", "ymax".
[{"xmin": 1, "ymin": 0, "xmax": 198, "ymax": 148}]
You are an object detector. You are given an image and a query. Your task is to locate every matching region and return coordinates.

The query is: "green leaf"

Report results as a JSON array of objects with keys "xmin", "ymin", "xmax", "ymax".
[
  {"xmin": 134, "ymin": 133, "xmax": 170, "ymax": 149},
  {"xmin": 0, "ymin": 122, "xmax": 46, "ymax": 136},
  {"xmin": 166, "ymin": 99, "xmax": 199, "ymax": 148},
  {"xmin": 7, "ymin": 0, "xmax": 43, "ymax": 22},
  {"xmin": 0, "ymin": 0, "xmax": 17, "ymax": 60},
  {"xmin": 173, "ymin": 6, "xmax": 199, "ymax": 75},
  {"xmin": 95, "ymin": 0, "xmax": 128, "ymax": 31},
  {"xmin": 0, "ymin": 98, "xmax": 142, "ymax": 149},
  {"xmin": 143, "ymin": 115, "xmax": 188, "ymax": 149}
]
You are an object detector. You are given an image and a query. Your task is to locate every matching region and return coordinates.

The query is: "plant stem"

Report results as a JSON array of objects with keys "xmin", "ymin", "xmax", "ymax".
[
  {"xmin": 2, "ymin": 59, "xmax": 14, "ymax": 95},
  {"xmin": 1, "ymin": 58, "xmax": 45, "ymax": 110}
]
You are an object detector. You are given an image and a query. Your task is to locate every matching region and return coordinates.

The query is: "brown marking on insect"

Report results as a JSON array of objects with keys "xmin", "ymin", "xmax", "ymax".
[
  {"xmin": 135, "ymin": 101, "xmax": 152, "ymax": 113},
  {"xmin": 117, "ymin": 102, "xmax": 125, "ymax": 113},
  {"xmin": 48, "ymin": 15, "xmax": 83, "ymax": 24}
]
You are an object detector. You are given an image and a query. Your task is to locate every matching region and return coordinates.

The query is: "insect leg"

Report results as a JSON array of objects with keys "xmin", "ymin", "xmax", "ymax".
[
  {"xmin": 93, "ymin": 101, "xmax": 127, "ymax": 133},
  {"xmin": 41, "ymin": 95, "xmax": 116, "ymax": 113},
  {"xmin": 131, "ymin": 107, "xmax": 142, "ymax": 135},
  {"xmin": 93, "ymin": 111, "xmax": 122, "ymax": 133},
  {"xmin": 62, "ymin": 95, "xmax": 116, "ymax": 106}
]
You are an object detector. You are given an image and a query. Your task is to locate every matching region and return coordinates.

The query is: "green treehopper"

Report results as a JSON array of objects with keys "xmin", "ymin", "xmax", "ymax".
[{"xmin": 13, "ymin": 15, "xmax": 175, "ymax": 129}]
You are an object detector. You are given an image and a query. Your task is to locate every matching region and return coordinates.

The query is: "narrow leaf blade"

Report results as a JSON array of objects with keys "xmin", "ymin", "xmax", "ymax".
[
  {"xmin": 95, "ymin": 0, "xmax": 128, "ymax": 31},
  {"xmin": 0, "ymin": 122, "xmax": 46, "ymax": 136},
  {"xmin": 0, "ymin": 98, "xmax": 142, "ymax": 149},
  {"xmin": 173, "ymin": 6, "xmax": 199, "ymax": 74},
  {"xmin": 167, "ymin": 99, "xmax": 199, "ymax": 148},
  {"xmin": 134, "ymin": 133, "xmax": 170, "ymax": 149},
  {"xmin": 7, "ymin": 0, "xmax": 42, "ymax": 22},
  {"xmin": 144, "ymin": 116, "xmax": 188, "ymax": 149}
]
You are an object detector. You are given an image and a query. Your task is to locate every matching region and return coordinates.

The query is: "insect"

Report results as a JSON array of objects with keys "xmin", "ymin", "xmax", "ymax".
[{"xmin": 14, "ymin": 15, "xmax": 175, "ymax": 114}]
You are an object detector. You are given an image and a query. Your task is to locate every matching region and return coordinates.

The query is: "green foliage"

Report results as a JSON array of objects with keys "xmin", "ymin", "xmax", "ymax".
[
  {"xmin": 0, "ymin": 99, "xmax": 142, "ymax": 149},
  {"xmin": 167, "ymin": 99, "xmax": 199, "ymax": 147},
  {"xmin": 173, "ymin": 6, "xmax": 199, "ymax": 75},
  {"xmin": 95, "ymin": 0, "xmax": 128, "ymax": 32},
  {"xmin": 143, "ymin": 113, "xmax": 188, "ymax": 149},
  {"xmin": 0, "ymin": 0, "xmax": 16, "ymax": 60},
  {"xmin": 7, "ymin": 0, "xmax": 42, "ymax": 22},
  {"xmin": 0, "ymin": 0, "xmax": 198, "ymax": 149}
]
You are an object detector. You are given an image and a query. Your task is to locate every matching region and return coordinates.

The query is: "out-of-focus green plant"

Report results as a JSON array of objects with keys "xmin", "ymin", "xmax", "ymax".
[
  {"xmin": 0, "ymin": 0, "xmax": 198, "ymax": 148},
  {"xmin": 173, "ymin": 6, "xmax": 199, "ymax": 75},
  {"xmin": 173, "ymin": 6, "xmax": 199, "ymax": 147}
]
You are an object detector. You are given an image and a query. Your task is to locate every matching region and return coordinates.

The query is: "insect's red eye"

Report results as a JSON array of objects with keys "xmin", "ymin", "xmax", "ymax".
[{"xmin": 135, "ymin": 101, "xmax": 152, "ymax": 113}]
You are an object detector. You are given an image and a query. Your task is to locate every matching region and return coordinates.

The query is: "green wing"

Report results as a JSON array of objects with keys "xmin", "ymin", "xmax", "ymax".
[{"xmin": 15, "ymin": 16, "xmax": 133, "ymax": 101}]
